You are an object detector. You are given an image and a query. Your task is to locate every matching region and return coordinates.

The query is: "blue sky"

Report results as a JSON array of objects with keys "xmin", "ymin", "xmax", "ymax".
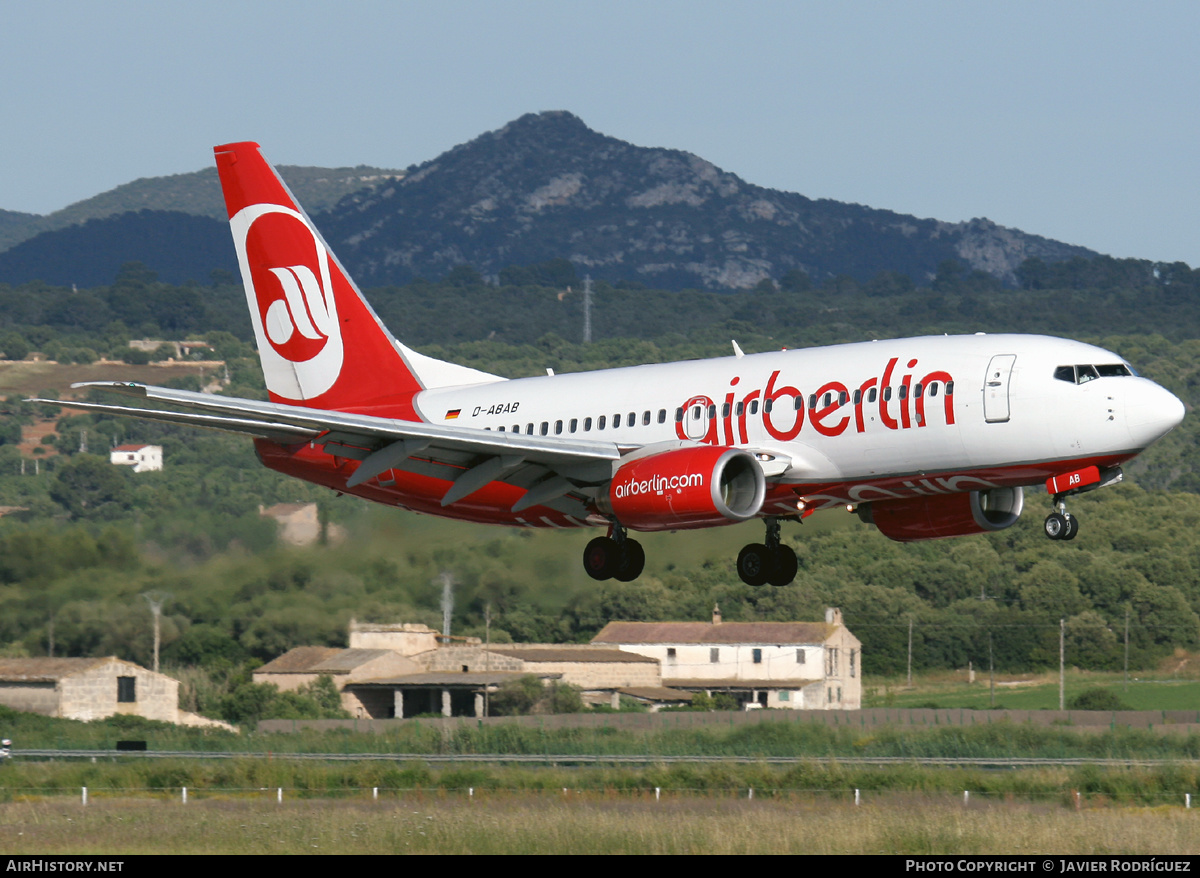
[{"xmin": 3, "ymin": 1, "xmax": 1198, "ymax": 266}]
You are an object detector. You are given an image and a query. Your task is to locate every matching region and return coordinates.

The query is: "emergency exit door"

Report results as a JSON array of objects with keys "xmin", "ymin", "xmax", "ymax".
[{"xmin": 983, "ymin": 355, "xmax": 1016, "ymax": 423}]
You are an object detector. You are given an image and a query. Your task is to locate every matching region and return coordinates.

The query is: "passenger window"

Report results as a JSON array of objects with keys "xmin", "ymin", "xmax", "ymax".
[
  {"xmin": 749, "ymin": 400, "xmax": 759, "ymax": 415},
  {"xmin": 675, "ymin": 408, "xmax": 684, "ymax": 422},
  {"xmin": 598, "ymin": 415, "xmax": 606, "ymax": 430},
  {"xmin": 735, "ymin": 401, "xmax": 744, "ymax": 416},
  {"xmin": 883, "ymin": 387, "xmax": 892, "ymax": 401},
  {"xmin": 642, "ymin": 411, "xmax": 650, "ymax": 426},
  {"xmin": 707, "ymin": 405, "xmax": 716, "ymax": 419},
  {"xmin": 809, "ymin": 394, "xmax": 817, "ymax": 409},
  {"xmin": 946, "ymin": 381, "xmax": 954, "ymax": 395},
  {"xmin": 823, "ymin": 393, "xmax": 832, "ymax": 407},
  {"xmin": 628, "ymin": 412, "xmax": 636, "ymax": 425},
  {"xmin": 554, "ymin": 420, "xmax": 562, "ymax": 435},
  {"xmin": 584, "ymin": 417, "xmax": 592, "ymax": 431},
  {"xmin": 868, "ymin": 388, "xmax": 878, "ymax": 403},
  {"xmin": 722, "ymin": 402, "xmax": 731, "ymax": 418},
  {"xmin": 852, "ymin": 389, "xmax": 861, "ymax": 405},
  {"xmin": 899, "ymin": 385, "xmax": 907, "ymax": 400},
  {"xmin": 540, "ymin": 422, "xmax": 549, "ymax": 436},
  {"xmin": 914, "ymin": 383, "xmax": 923, "ymax": 398},
  {"xmin": 569, "ymin": 419, "xmax": 577, "ymax": 433},
  {"xmin": 838, "ymin": 391, "xmax": 848, "ymax": 405},
  {"xmin": 929, "ymin": 383, "xmax": 939, "ymax": 397},
  {"xmin": 657, "ymin": 409, "xmax": 666, "ymax": 424},
  {"xmin": 526, "ymin": 424, "xmax": 534, "ymax": 435},
  {"xmin": 794, "ymin": 395, "xmax": 803, "ymax": 410},
  {"xmin": 763, "ymin": 398, "xmax": 773, "ymax": 413},
  {"xmin": 613, "ymin": 413, "xmax": 622, "ymax": 428}
]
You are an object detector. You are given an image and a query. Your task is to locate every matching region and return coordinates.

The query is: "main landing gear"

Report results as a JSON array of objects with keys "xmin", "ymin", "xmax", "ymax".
[
  {"xmin": 736, "ymin": 517, "xmax": 798, "ymax": 587},
  {"xmin": 1044, "ymin": 496, "xmax": 1079, "ymax": 541},
  {"xmin": 584, "ymin": 525, "xmax": 645, "ymax": 582},
  {"xmin": 582, "ymin": 517, "xmax": 798, "ymax": 586}
]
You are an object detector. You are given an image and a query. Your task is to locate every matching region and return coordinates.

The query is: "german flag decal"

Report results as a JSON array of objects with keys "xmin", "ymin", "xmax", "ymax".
[{"xmin": 445, "ymin": 409, "xmax": 461, "ymax": 420}]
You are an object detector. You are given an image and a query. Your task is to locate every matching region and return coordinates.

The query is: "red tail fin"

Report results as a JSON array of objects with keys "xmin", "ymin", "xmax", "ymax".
[{"xmin": 214, "ymin": 142, "xmax": 422, "ymax": 417}]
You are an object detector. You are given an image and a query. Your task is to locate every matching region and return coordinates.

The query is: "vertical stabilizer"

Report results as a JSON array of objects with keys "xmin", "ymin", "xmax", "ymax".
[{"xmin": 214, "ymin": 142, "xmax": 499, "ymax": 417}]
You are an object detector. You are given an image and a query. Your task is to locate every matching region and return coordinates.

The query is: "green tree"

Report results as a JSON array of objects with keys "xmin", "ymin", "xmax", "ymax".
[{"xmin": 48, "ymin": 454, "xmax": 132, "ymax": 519}]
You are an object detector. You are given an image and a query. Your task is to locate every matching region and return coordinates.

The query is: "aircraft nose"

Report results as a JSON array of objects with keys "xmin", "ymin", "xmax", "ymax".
[{"xmin": 1126, "ymin": 381, "xmax": 1185, "ymax": 445}]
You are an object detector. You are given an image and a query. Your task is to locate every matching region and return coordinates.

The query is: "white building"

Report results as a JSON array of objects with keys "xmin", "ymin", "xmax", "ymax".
[
  {"xmin": 591, "ymin": 607, "xmax": 862, "ymax": 710},
  {"xmin": 110, "ymin": 444, "xmax": 162, "ymax": 473}
]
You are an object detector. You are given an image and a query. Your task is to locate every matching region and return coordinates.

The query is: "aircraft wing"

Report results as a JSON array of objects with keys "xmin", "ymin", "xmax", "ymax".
[{"xmin": 33, "ymin": 382, "xmax": 624, "ymax": 514}]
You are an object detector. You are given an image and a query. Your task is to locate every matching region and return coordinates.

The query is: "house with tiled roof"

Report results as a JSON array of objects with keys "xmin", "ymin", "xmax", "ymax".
[{"xmin": 591, "ymin": 607, "xmax": 861, "ymax": 710}]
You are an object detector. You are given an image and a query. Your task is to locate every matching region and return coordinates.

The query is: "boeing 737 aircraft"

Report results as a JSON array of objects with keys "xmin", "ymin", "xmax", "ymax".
[{"xmin": 39, "ymin": 142, "xmax": 1186, "ymax": 587}]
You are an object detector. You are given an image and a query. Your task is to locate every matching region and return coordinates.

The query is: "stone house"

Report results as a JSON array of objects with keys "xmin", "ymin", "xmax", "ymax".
[
  {"xmin": 0, "ymin": 657, "xmax": 178, "ymax": 722},
  {"xmin": 591, "ymin": 607, "xmax": 862, "ymax": 710}
]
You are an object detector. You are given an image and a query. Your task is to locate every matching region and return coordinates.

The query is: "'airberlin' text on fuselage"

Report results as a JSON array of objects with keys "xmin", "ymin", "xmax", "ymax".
[{"xmin": 675, "ymin": 357, "xmax": 956, "ymax": 445}]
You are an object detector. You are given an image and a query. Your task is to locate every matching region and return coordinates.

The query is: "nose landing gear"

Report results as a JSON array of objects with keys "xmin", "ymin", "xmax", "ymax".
[
  {"xmin": 736, "ymin": 517, "xmax": 798, "ymax": 586},
  {"xmin": 1044, "ymin": 497, "xmax": 1079, "ymax": 541}
]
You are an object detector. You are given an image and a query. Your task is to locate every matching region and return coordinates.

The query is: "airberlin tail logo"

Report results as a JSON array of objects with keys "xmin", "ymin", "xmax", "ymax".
[{"xmin": 229, "ymin": 203, "xmax": 345, "ymax": 400}]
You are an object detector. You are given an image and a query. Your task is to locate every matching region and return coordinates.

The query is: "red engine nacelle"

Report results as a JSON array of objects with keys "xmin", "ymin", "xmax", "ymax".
[
  {"xmin": 598, "ymin": 446, "xmax": 766, "ymax": 531},
  {"xmin": 858, "ymin": 487, "xmax": 1024, "ymax": 542}
]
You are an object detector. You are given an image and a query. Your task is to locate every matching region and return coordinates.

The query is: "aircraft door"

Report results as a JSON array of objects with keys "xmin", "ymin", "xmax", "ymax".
[{"xmin": 983, "ymin": 355, "xmax": 1016, "ymax": 423}]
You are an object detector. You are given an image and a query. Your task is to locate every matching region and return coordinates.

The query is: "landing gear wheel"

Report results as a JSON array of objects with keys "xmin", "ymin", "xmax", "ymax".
[
  {"xmin": 737, "ymin": 543, "xmax": 772, "ymax": 587},
  {"xmin": 584, "ymin": 536, "xmax": 621, "ymax": 580},
  {"xmin": 766, "ymin": 545, "xmax": 798, "ymax": 587},
  {"xmin": 1061, "ymin": 514, "xmax": 1079, "ymax": 541},
  {"xmin": 1044, "ymin": 512, "xmax": 1068, "ymax": 540},
  {"xmin": 613, "ymin": 539, "xmax": 645, "ymax": 582}
]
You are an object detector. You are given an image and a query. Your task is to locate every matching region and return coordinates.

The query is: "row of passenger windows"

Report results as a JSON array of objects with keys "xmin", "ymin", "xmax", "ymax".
[
  {"xmin": 1054, "ymin": 363, "xmax": 1134, "ymax": 384},
  {"xmin": 491, "ymin": 409, "xmax": 669, "ymax": 436},
  {"xmin": 484, "ymin": 381, "xmax": 953, "ymax": 436}
]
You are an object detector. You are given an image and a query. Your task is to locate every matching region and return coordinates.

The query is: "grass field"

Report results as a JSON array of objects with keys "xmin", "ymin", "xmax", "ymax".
[
  {"xmin": 1, "ymin": 795, "xmax": 1197, "ymax": 854},
  {"xmin": 867, "ymin": 669, "xmax": 1200, "ymax": 712}
]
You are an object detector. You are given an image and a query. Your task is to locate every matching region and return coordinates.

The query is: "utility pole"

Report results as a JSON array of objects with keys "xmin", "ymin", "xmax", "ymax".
[
  {"xmin": 1059, "ymin": 617, "xmax": 1065, "ymax": 711},
  {"xmin": 1124, "ymin": 607, "xmax": 1130, "ymax": 692},
  {"xmin": 989, "ymin": 632, "xmax": 995, "ymax": 708},
  {"xmin": 484, "ymin": 602, "xmax": 492, "ymax": 718},
  {"xmin": 438, "ymin": 572, "xmax": 454, "ymax": 644},
  {"xmin": 141, "ymin": 592, "xmax": 170, "ymax": 673},
  {"xmin": 582, "ymin": 275, "xmax": 593, "ymax": 344},
  {"xmin": 906, "ymin": 618, "xmax": 913, "ymax": 689}
]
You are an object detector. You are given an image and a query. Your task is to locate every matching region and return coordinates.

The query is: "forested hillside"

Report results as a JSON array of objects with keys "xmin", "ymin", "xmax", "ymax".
[{"xmin": 0, "ymin": 252, "xmax": 1196, "ymax": 722}]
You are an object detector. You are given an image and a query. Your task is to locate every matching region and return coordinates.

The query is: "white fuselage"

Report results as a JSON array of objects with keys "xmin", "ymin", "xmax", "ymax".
[{"xmin": 413, "ymin": 333, "xmax": 1182, "ymax": 511}]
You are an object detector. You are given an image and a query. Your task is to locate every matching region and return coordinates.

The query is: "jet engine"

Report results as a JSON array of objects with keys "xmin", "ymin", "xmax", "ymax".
[
  {"xmin": 857, "ymin": 486, "xmax": 1024, "ymax": 541},
  {"xmin": 599, "ymin": 446, "xmax": 766, "ymax": 531}
]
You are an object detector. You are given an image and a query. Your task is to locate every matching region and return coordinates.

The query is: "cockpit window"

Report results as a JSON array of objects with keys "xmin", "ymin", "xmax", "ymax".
[{"xmin": 1055, "ymin": 363, "xmax": 1133, "ymax": 384}]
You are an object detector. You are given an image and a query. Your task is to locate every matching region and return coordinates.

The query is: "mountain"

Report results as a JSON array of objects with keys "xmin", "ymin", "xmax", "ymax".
[
  {"xmin": 0, "ymin": 113, "xmax": 1096, "ymax": 290},
  {"xmin": 0, "ymin": 165, "xmax": 405, "ymax": 254},
  {"xmin": 316, "ymin": 111, "xmax": 1096, "ymax": 289},
  {"xmin": 0, "ymin": 210, "xmax": 236, "ymax": 288}
]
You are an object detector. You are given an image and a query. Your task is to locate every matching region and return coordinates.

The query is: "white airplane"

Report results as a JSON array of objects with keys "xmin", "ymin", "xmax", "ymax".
[{"xmin": 42, "ymin": 142, "xmax": 1186, "ymax": 586}]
